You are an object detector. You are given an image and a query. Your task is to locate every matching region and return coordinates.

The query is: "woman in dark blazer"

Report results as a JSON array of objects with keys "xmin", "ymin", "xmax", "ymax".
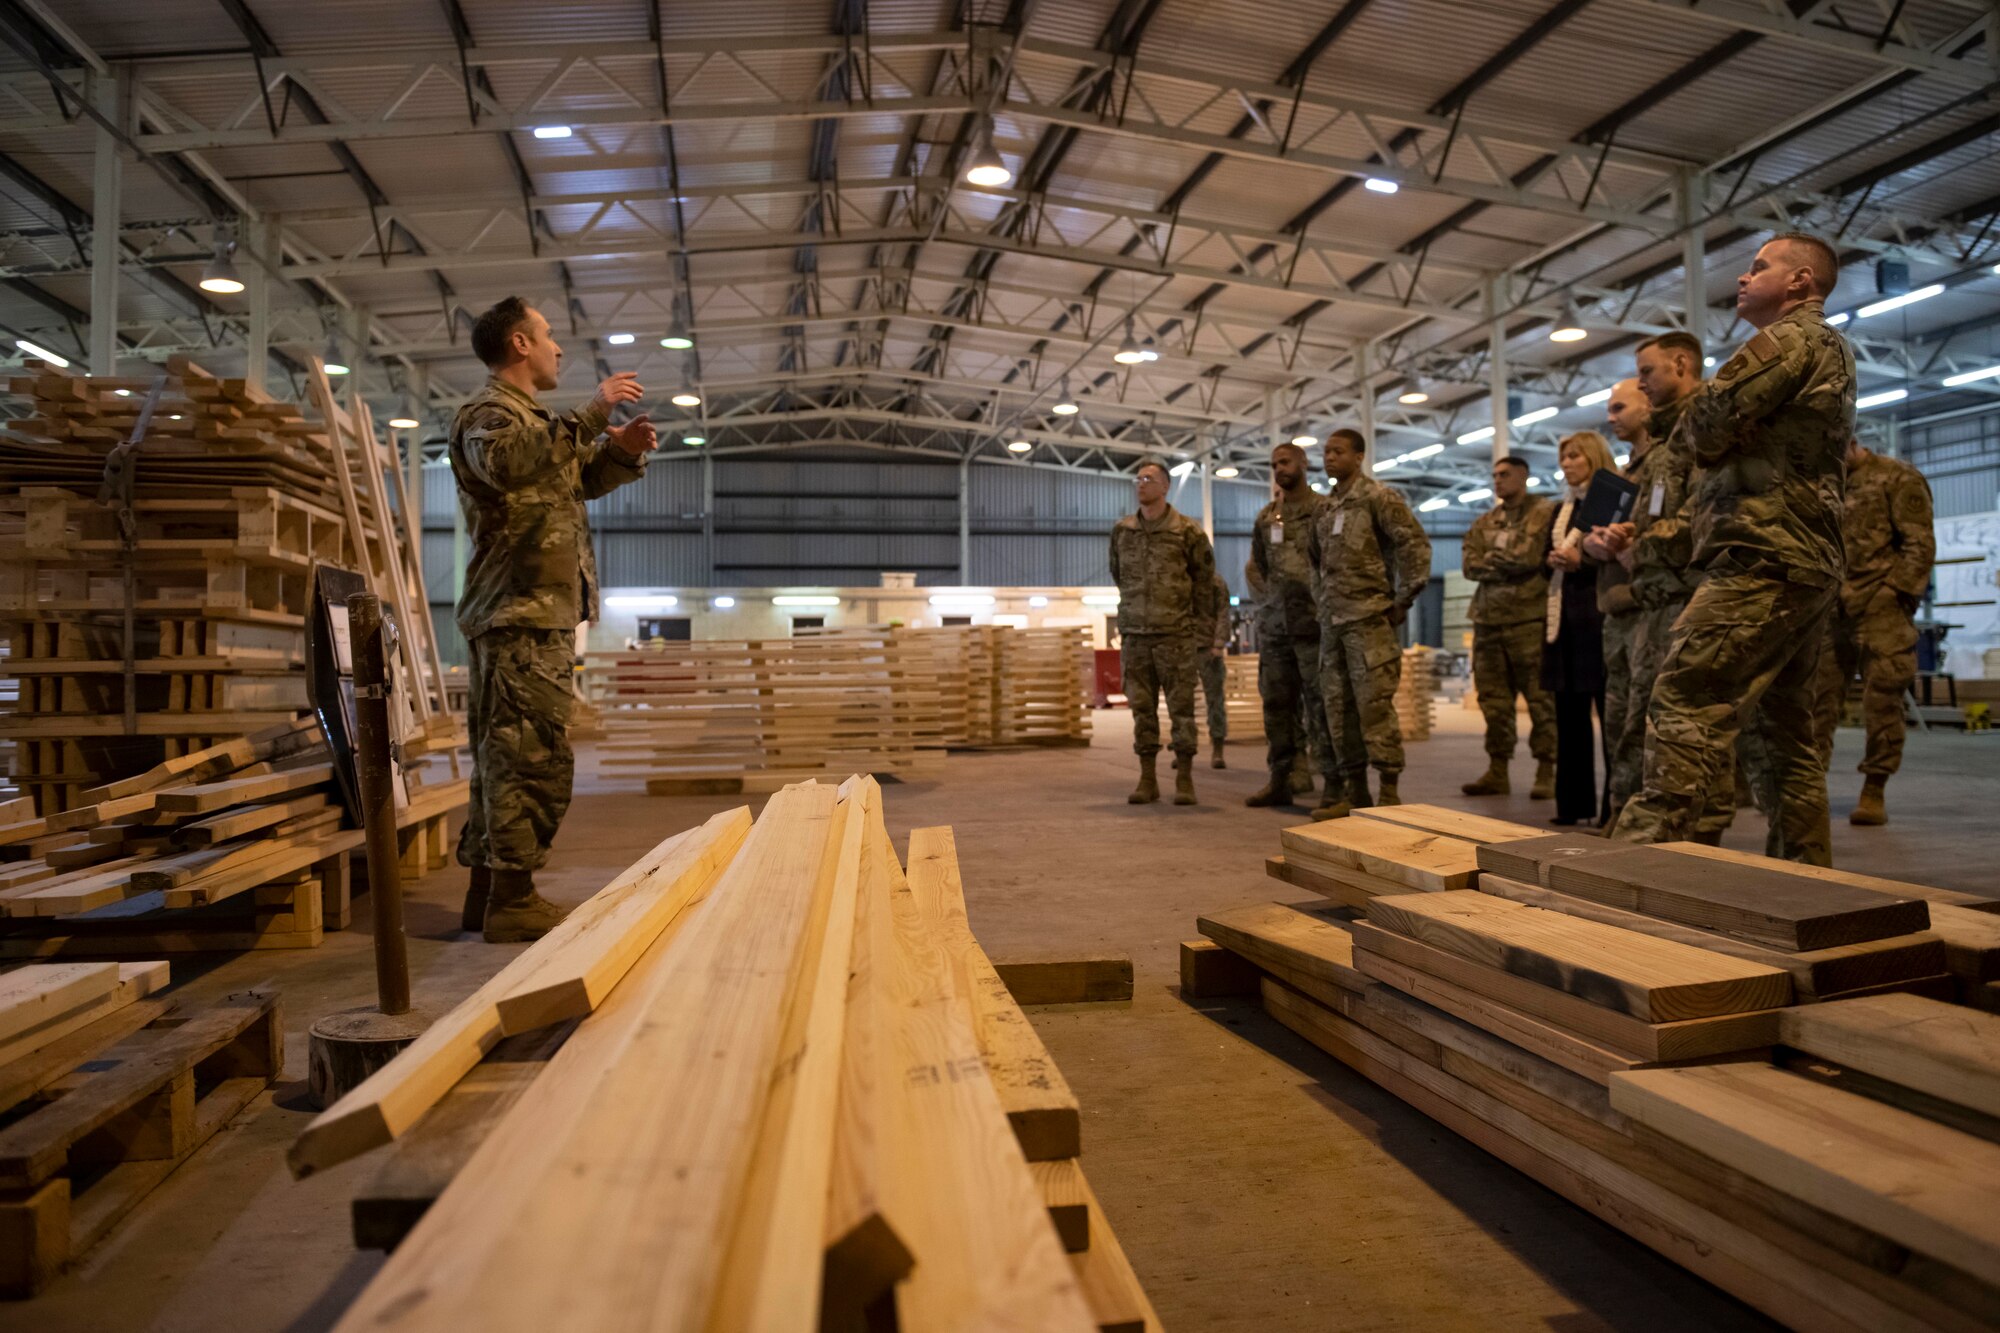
[{"xmin": 1542, "ymin": 431, "xmax": 1621, "ymax": 826}]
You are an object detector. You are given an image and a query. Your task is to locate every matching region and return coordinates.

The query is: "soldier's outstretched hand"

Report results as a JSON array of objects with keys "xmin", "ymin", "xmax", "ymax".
[
  {"xmin": 591, "ymin": 371, "xmax": 644, "ymax": 415},
  {"xmin": 607, "ymin": 412, "xmax": 658, "ymax": 457}
]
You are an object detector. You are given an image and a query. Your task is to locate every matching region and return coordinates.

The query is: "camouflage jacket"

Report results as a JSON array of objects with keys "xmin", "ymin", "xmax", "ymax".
[
  {"xmin": 1627, "ymin": 392, "xmax": 1700, "ymax": 609},
  {"xmin": 1687, "ymin": 299, "xmax": 1854, "ymax": 587},
  {"xmin": 1462, "ymin": 495, "xmax": 1554, "ymax": 626},
  {"xmin": 449, "ymin": 377, "xmax": 645, "ymax": 640},
  {"xmin": 1840, "ymin": 449, "xmax": 1935, "ymax": 613},
  {"xmin": 1204, "ymin": 574, "xmax": 1233, "ymax": 655},
  {"xmin": 1108, "ymin": 503, "xmax": 1217, "ymax": 637},
  {"xmin": 1306, "ymin": 475, "xmax": 1432, "ymax": 627},
  {"xmin": 1248, "ymin": 487, "xmax": 1326, "ymax": 639}
]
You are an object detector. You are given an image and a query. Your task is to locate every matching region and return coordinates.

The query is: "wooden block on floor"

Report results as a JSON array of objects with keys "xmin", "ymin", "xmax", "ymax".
[
  {"xmin": 1178, "ymin": 939, "xmax": 1260, "ymax": 998},
  {"xmin": 1032, "ymin": 1158, "xmax": 1091, "ymax": 1254},
  {"xmin": 992, "ymin": 955, "xmax": 1133, "ymax": 1005},
  {"xmin": 1779, "ymin": 993, "xmax": 2000, "ymax": 1122}
]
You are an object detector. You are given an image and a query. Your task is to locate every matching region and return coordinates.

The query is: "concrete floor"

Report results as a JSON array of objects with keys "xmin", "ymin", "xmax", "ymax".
[{"xmin": 21, "ymin": 703, "xmax": 1998, "ymax": 1332}]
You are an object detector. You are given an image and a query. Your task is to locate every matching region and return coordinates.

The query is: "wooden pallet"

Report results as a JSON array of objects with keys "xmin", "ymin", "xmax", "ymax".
[{"xmin": 0, "ymin": 989, "xmax": 281, "ymax": 1297}]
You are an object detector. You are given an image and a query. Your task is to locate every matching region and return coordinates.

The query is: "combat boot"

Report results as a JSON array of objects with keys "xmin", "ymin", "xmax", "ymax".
[
  {"xmin": 1211, "ymin": 740, "xmax": 1227, "ymax": 770},
  {"xmin": 1529, "ymin": 761, "xmax": 1555, "ymax": 801},
  {"xmin": 459, "ymin": 865, "xmax": 491, "ymax": 933},
  {"xmin": 1173, "ymin": 754, "xmax": 1197, "ymax": 805},
  {"xmin": 1461, "ymin": 760, "xmax": 1510, "ymax": 797},
  {"xmin": 483, "ymin": 869, "xmax": 569, "ymax": 944},
  {"xmin": 1289, "ymin": 766, "xmax": 1316, "ymax": 797},
  {"xmin": 1128, "ymin": 755, "xmax": 1160, "ymax": 805},
  {"xmin": 1310, "ymin": 791, "xmax": 1352, "ymax": 821},
  {"xmin": 1375, "ymin": 771, "xmax": 1401, "ymax": 807},
  {"xmin": 1851, "ymin": 775, "xmax": 1888, "ymax": 826},
  {"xmin": 1245, "ymin": 769, "xmax": 1296, "ymax": 808}
]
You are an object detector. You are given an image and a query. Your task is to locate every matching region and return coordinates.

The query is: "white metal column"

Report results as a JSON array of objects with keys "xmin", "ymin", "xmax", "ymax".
[
  {"xmin": 1357, "ymin": 340, "xmax": 1376, "ymax": 477},
  {"xmin": 1679, "ymin": 170, "xmax": 1708, "ymax": 348},
  {"xmin": 88, "ymin": 70, "xmax": 125, "ymax": 376},
  {"xmin": 701, "ymin": 447, "xmax": 716, "ymax": 580},
  {"xmin": 245, "ymin": 213, "xmax": 278, "ymax": 395},
  {"xmin": 1199, "ymin": 458, "xmax": 1215, "ymax": 541},
  {"xmin": 958, "ymin": 454, "xmax": 972, "ymax": 583},
  {"xmin": 1487, "ymin": 276, "xmax": 1510, "ymax": 462}
]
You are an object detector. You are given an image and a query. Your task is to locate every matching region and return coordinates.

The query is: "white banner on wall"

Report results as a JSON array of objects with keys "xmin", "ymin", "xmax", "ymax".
[{"xmin": 1934, "ymin": 511, "xmax": 2000, "ymax": 678}]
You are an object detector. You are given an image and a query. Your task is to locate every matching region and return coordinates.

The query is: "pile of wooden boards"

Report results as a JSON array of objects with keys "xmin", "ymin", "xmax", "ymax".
[
  {"xmin": 1192, "ymin": 802, "xmax": 2000, "ymax": 1330},
  {"xmin": 1, "ymin": 357, "xmax": 459, "ymax": 815},
  {"xmin": 291, "ymin": 779, "xmax": 1159, "ymax": 1331},
  {"xmin": 0, "ymin": 962, "xmax": 281, "ymax": 1296},
  {"xmin": 812, "ymin": 624, "xmax": 1094, "ymax": 749},
  {"xmin": 0, "ymin": 717, "xmax": 464, "ymax": 955},
  {"xmin": 1394, "ymin": 645, "xmax": 1437, "ymax": 742}
]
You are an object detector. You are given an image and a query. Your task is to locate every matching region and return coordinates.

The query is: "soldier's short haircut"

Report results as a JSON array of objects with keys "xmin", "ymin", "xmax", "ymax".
[
  {"xmin": 1270, "ymin": 441, "xmax": 1306, "ymax": 460},
  {"xmin": 472, "ymin": 296, "xmax": 535, "ymax": 368},
  {"xmin": 1637, "ymin": 330, "xmax": 1704, "ymax": 367},
  {"xmin": 1326, "ymin": 428, "xmax": 1367, "ymax": 455},
  {"xmin": 1769, "ymin": 232, "xmax": 1840, "ymax": 298},
  {"xmin": 1494, "ymin": 455, "xmax": 1530, "ymax": 474},
  {"xmin": 1135, "ymin": 457, "xmax": 1169, "ymax": 480}
]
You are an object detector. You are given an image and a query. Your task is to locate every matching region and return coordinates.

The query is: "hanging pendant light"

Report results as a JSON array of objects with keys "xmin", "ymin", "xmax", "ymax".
[
  {"xmin": 1397, "ymin": 377, "xmax": 1430, "ymax": 405},
  {"xmin": 1549, "ymin": 300, "xmax": 1587, "ymax": 343},
  {"xmin": 963, "ymin": 119, "xmax": 1013, "ymax": 188},
  {"xmin": 1113, "ymin": 319, "xmax": 1145, "ymax": 365},
  {"xmin": 199, "ymin": 242, "xmax": 245, "ymax": 294},
  {"xmin": 323, "ymin": 337, "xmax": 351, "ymax": 376},
  {"xmin": 1051, "ymin": 376, "xmax": 1078, "ymax": 415}
]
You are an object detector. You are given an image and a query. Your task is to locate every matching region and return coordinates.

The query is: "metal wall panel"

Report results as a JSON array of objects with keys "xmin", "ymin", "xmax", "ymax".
[
  {"xmin": 597, "ymin": 533, "xmax": 711, "ymax": 586},
  {"xmin": 421, "ymin": 530, "xmax": 456, "ymax": 596},
  {"xmin": 588, "ymin": 458, "xmax": 706, "ymax": 525},
  {"xmin": 421, "ymin": 462, "xmax": 456, "ymax": 522}
]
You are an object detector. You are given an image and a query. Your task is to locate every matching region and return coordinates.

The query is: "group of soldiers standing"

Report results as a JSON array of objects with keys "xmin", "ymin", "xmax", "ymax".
[{"xmin": 1110, "ymin": 232, "xmax": 1936, "ymax": 869}]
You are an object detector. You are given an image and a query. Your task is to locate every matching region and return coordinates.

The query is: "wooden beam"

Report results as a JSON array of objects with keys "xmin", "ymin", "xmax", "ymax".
[
  {"xmin": 0, "ymin": 963, "xmax": 120, "ymax": 1044},
  {"xmin": 1280, "ymin": 820, "xmax": 1480, "ymax": 892},
  {"xmin": 1779, "ymin": 994, "xmax": 2000, "ymax": 1121}
]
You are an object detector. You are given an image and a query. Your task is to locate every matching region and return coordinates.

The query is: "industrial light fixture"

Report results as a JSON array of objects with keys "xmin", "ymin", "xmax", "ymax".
[
  {"xmin": 532, "ymin": 125, "xmax": 572, "ymax": 139},
  {"xmin": 1169, "ymin": 459, "xmax": 1196, "ymax": 477},
  {"xmin": 1291, "ymin": 432, "xmax": 1318, "ymax": 447},
  {"xmin": 1459, "ymin": 487, "xmax": 1492, "ymax": 504},
  {"xmin": 1028, "ymin": 595, "xmax": 1049, "ymax": 608},
  {"xmin": 1418, "ymin": 496, "xmax": 1451, "ymax": 512},
  {"xmin": 1856, "ymin": 388, "xmax": 1908, "ymax": 410},
  {"xmin": 1942, "ymin": 364, "xmax": 2000, "ymax": 387},
  {"xmin": 1526, "ymin": 476, "xmax": 1542, "ymax": 487},
  {"xmin": 199, "ymin": 243, "xmax": 245, "ymax": 294},
  {"xmin": 671, "ymin": 389, "xmax": 702, "ymax": 407},
  {"xmin": 1397, "ymin": 378, "xmax": 1429, "ymax": 405},
  {"xmin": 660, "ymin": 320, "xmax": 694, "ymax": 350},
  {"xmin": 1614, "ymin": 453, "xmax": 1629, "ymax": 467},
  {"xmin": 772, "ymin": 594, "xmax": 840, "ymax": 607},
  {"xmin": 1857, "ymin": 284, "xmax": 1942, "ymax": 319},
  {"xmin": 1113, "ymin": 319, "xmax": 1146, "ymax": 365},
  {"xmin": 1051, "ymin": 377, "xmax": 1078, "ymax": 414},
  {"xmin": 322, "ymin": 337, "xmax": 350, "ymax": 376},
  {"xmin": 1080, "ymin": 593, "xmax": 1121, "ymax": 607},
  {"xmin": 963, "ymin": 119, "xmax": 1013, "ymax": 188},
  {"xmin": 1006, "ymin": 439, "xmax": 1032, "ymax": 453},
  {"xmin": 605, "ymin": 594, "xmax": 679, "ymax": 612},
  {"xmin": 1405, "ymin": 442, "xmax": 1444, "ymax": 460},
  {"xmin": 682, "ymin": 434, "xmax": 706, "ymax": 446},
  {"xmin": 1511, "ymin": 405, "xmax": 1558, "ymax": 427},
  {"xmin": 606, "ymin": 332, "xmax": 635, "ymax": 345},
  {"xmin": 1456, "ymin": 425, "xmax": 1495, "ymax": 445},
  {"xmin": 712, "ymin": 595, "xmax": 737, "ymax": 609},
  {"xmin": 388, "ymin": 416, "xmax": 420, "ymax": 429},
  {"xmin": 15, "ymin": 339, "xmax": 68, "ymax": 367},
  {"xmin": 114, "ymin": 387, "xmax": 132, "ymax": 396},
  {"xmin": 929, "ymin": 593, "xmax": 995, "ymax": 608},
  {"xmin": 1215, "ymin": 465, "xmax": 1240, "ymax": 478},
  {"xmin": 1548, "ymin": 302, "xmax": 1587, "ymax": 343},
  {"xmin": 1575, "ymin": 387, "xmax": 1613, "ymax": 407},
  {"xmin": 1363, "ymin": 178, "xmax": 1399, "ymax": 195},
  {"xmin": 1827, "ymin": 312, "xmax": 1851, "ymax": 327}
]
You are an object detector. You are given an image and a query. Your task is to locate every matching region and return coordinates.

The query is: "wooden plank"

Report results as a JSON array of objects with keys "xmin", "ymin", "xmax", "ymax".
[
  {"xmin": 1178, "ymin": 939, "xmax": 1261, "ymax": 999},
  {"xmin": 1477, "ymin": 874, "xmax": 1948, "ymax": 1001},
  {"xmin": 1066, "ymin": 1163, "xmax": 1165, "ymax": 1333},
  {"xmin": 1263, "ymin": 852, "xmax": 1380, "ymax": 910},
  {"xmin": 1659, "ymin": 840, "xmax": 2000, "ymax": 915},
  {"xmin": 0, "ymin": 963, "xmax": 118, "ymax": 1044},
  {"xmin": 491, "ymin": 807, "xmax": 751, "ymax": 1034},
  {"xmin": 908, "ymin": 825, "xmax": 1081, "ymax": 1161},
  {"xmin": 1280, "ymin": 819, "xmax": 1480, "ymax": 892},
  {"xmin": 1349, "ymin": 802, "xmax": 1544, "ymax": 845},
  {"xmin": 327, "ymin": 783, "xmax": 840, "ymax": 1333},
  {"xmin": 1611, "ymin": 1062, "xmax": 2000, "ymax": 1280},
  {"xmin": 1474, "ymin": 832, "xmax": 1620, "ymax": 885},
  {"xmin": 991, "ymin": 954, "xmax": 1134, "ymax": 1005},
  {"xmin": 1033, "ymin": 1158, "xmax": 1091, "ymax": 1253},
  {"xmin": 1779, "ymin": 993, "xmax": 2000, "ymax": 1121},
  {"xmin": 0, "ymin": 961, "xmax": 168, "ymax": 1071},
  {"xmin": 177, "ymin": 791, "xmax": 330, "ymax": 845},
  {"xmin": 153, "ymin": 762, "xmax": 333, "ymax": 815},
  {"xmin": 1350, "ymin": 920, "xmax": 1782, "ymax": 1064},
  {"xmin": 1549, "ymin": 846, "xmax": 1931, "ymax": 951},
  {"xmin": 1364, "ymin": 890, "xmax": 1794, "ymax": 1021},
  {"xmin": 1197, "ymin": 900, "xmax": 1368, "ymax": 993}
]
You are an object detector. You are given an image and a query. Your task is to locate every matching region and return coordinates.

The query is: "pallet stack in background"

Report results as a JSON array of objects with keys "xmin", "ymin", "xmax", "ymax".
[
  {"xmin": 1394, "ymin": 645, "xmax": 1437, "ymax": 742},
  {"xmin": 1191, "ymin": 804, "xmax": 2000, "ymax": 1331}
]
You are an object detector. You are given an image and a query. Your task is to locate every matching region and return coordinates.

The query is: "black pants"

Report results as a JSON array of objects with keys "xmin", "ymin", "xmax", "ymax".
[{"xmin": 1553, "ymin": 689, "xmax": 1605, "ymax": 824}]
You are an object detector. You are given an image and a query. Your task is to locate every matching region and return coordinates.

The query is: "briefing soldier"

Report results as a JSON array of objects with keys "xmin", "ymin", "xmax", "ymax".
[
  {"xmin": 1459, "ymin": 455, "xmax": 1557, "ymax": 800},
  {"xmin": 1589, "ymin": 379, "xmax": 1649, "ymax": 816},
  {"xmin": 452, "ymin": 296, "xmax": 656, "ymax": 941},
  {"xmin": 1813, "ymin": 437, "xmax": 1935, "ymax": 826},
  {"xmin": 1109, "ymin": 459, "xmax": 1218, "ymax": 806},
  {"xmin": 1612, "ymin": 234, "xmax": 1853, "ymax": 865},
  {"xmin": 1245, "ymin": 443, "xmax": 1339, "ymax": 808},
  {"xmin": 1307, "ymin": 429, "xmax": 1432, "ymax": 819},
  {"xmin": 1197, "ymin": 572, "xmax": 1232, "ymax": 769}
]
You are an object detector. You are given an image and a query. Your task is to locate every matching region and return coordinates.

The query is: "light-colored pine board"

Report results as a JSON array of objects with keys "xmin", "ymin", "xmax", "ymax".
[
  {"xmin": 1196, "ymin": 901, "xmax": 1368, "ymax": 993},
  {"xmin": 153, "ymin": 763, "xmax": 333, "ymax": 815},
  {"xmin": 1350, "ymin": 802, "xmax": 1544, "ymax": 845},
  {"xmin": 0, "ymin": 961, "xmax": 169, "ymax": 1070},
  {"xmin": 1264, "ymin": 853, "xmax": 1381, "ymax": 909},
  {"xmin": 1280, "ymin": 820, "xmax": 1480, "ymax": 892},
  {"xmin": 1364, "ymin": 890, "xmax": 1794, "ymax": 1022},
  {"xmin": 1611, "ymin": 1062, "xmax": 2000, "ymax": 1280},
  {"xmin": 1033, "ymin": 1158, "xmax": 1091, "ymax": 1253},
  {"xmin": 0, "ymin": 963, "xmax": 120, "ymax": 1043},
  {"xmin": 1067, "ymin": 1163, "xmax": 1165, "ymax": 1333},
  {"xmin": 1779, "ymin": 993, "xmax": 2000, "ymax": 1121}
]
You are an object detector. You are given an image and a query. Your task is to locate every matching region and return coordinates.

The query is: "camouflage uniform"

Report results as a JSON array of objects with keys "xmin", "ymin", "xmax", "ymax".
[
  {"xmin": 1307, "ymin": 475, "xmax": 1432, "ymax": 779},
  {"xmin": 1249, "ymin": 489, "xmax": 1337, "ymax": 785},
  {"xmin": 1198, "ymin": 574, "xmax": 1231, "ymax": 744},
  {"xmin": 1813, "ymin": 449, "xmax": 1935, "ymax": 776},
  {"xmin": 451, "ymin": 377, "xmax": 645, "ymax": 873},
  {"xmin": 1109, "ymin": 504, "xmax": 1217, "ymax": 757},
  {"xmin": 1461, "ymin": 495, "xmax": 1557, "ymax": 764},
  {"xmin": 1613, "ymin": 300, "xmax": 1854, "ymax": 864},
  {"xmin": 1598, "ymin": 553, "xmax": 1640, "ymax": 811}
]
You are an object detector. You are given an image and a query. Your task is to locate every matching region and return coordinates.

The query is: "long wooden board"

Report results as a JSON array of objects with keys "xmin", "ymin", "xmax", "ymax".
[
  {"xmin": 154, "ymin": 763, "xmax": 333, "ymax": 815},
  {"xmin": 1779, "ymin": 993, "xmax": 2000, "ymax": 1121},
  {"xmin": 1196, "ymin": 900, "xmax": 1369, "ymax": 993},
  {"xmin": 1280, "ymin": 819, "xmax": 1479, "ymax": 892},
  {"xmin": 0, "ymin": 962, "xmax": 119, "ymax": 1043},
  {"xmin": 0, "ymin": 961, "xmax": 168, "ymax": 1070},
  {"xmin": 1349, "ymin": 802, "xmax": 1543, "ymax": 845},
  {"xmin": 1659, "ymin": 840, "xmax": 2000, "ymax": 914}
]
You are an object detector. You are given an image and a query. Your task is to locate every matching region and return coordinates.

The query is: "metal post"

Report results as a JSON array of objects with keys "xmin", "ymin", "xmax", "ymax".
[
  {"xmin": 958, "ymin": 454, "xmax": 972, "ymax": 583},
  {"xmin": 1487, "ymin": 276, "xmax": 1510, "ymax": 462},
  {"xmin": 1199, "ymin": 458, "xmax": 1215, "ymax": 541},
  {"xmin": 245, "ymin": 213, "xmax": 277, "ymax": 395},
  {"xmin": 346, "ymin": 592, "xmax": 410, "ymax": 1017},
  {"xmin": 89, "ymin": 69, "xmax": 125, "ymax": 376},
  {"xmin": 1679, "ymin": 170, "xmax": 1707, "ymax": 347},
  {"xmin": 1357, "ymin": 340, "xmax": 1376, "ymax": 478},
  {"xmin": 700, "ymin": 446, "xmax": 716, "ymax": 582}
]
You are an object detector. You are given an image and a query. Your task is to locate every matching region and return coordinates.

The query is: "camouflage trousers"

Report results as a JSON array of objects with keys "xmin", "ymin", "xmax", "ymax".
[
  {"xmin": 457, "ymin": 625, "xmax": 577, "ymax": 874},
  {"xmin": 1470, "ymin": 619, "xmax": 1555, "ymax": 763},
  {"xmin": 1318, "ymin": 614, "xmax": 1404, "ymax": 778},
  {"xmin": 1257, "ymin": 631, "xmax": 1337, "ymax": 782},
  {"xmin": 1620, "ymin": 598, "xmax": 1735, "ymax": 835},
  {"xmin": 1198, "ymin": 651, "xmax": 1228, "ymax": 744},
  {"xmin": 1812, "ymin": 586, "xmax": 1917, "ymax": 778},
  {"xmin": 1612, "ymin": 566, "xmax": 1833, "ymax": 864},
  {"xmin": 1601, "ymin": 609, "xmax": 1639, "ymax": 810},
  {"xmin": 1122, "ymin": 632, "xmax": 1198, "ymax": 757}
]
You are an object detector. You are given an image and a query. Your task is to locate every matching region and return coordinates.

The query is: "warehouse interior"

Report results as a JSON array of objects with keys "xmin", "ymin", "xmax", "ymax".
[{"xmin": 2, "ymin": 0, "xmax": 2000, "ymax": 1330}]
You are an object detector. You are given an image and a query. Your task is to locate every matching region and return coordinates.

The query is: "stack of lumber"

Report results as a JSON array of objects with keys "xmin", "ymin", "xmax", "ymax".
[
  {"xmin": 1196, "ymin": 653, "xmax": 1265, "ymax": 746},
  {"xmin": 585, "ymin": 635, "xmax": 950, "ymax": 795},
  {"xmin": 0, "ymin": 717, "xmax": 464, "ymax": 954},
  {"xmin": 293, "ymin": 781, "xmax": 1160, "ymax": 1332},
  {"xmin": 1394, "ymin": 645, "xmax": 1437, "ymax": 741},
  {"xmin": 0, "ymin": 964, "xmax": 281, "ymax": 1296},
  {"xmin": 0, "ymin": 357, "xmax": 457, "ymax": 814},
  {"xmin": 990, "ymin": 625, "xmax": 1094, "ymax": 746},
  {"xmin": 1194, "ymin": 805, "xmax": 2000, "ymax": 1329}
]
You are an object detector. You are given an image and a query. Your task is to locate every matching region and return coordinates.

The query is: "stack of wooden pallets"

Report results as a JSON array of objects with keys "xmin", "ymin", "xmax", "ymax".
[
  {"xmin": 1191, "ymin": 804, "xmax": 2000, "ymax": 1330},
  {"xmin": 291, "ymin": 781, "xmax": 1160, "ymax": 1332},
  {"xmin": 990, "ymin": 625, "xmax": 1094, "ymax": 746},
  {"xmin": 1395, "ymin": 645, "xmax": 1437, "ymax": 741},
  {"xmin": 0, "ymin": 964, "xmax": 281, "ymax": 1296},
  {"xmin": 1195, "ymin": 653, "xmax": 1264, "ymax": 747}
]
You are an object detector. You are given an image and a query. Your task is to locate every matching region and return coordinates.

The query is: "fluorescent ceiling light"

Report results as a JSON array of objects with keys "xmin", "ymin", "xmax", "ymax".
[
  {"xmin": 532, "ymin": 125, "xmax": 572, "ymax": 139},
  {"xmin": 606, "ymin": 332, "xmax": 635, "ymax": 345},
  {"xmin": 1857, "ymin": 284, "xmax": 1942, "ymax": 319},
  {"xmin": 605, "ymin": 594, "xmax": 678, "ymax": 612},
  {"xmin": 773, "ymin": 595, "xmax": 840, "ymax": 607},
  {"xmin": 1169, "ymin": 460, "xmax": 1196, "ymax": 477},
  {"xmin": 1856, "ymin": 388, "xmax": 1908, "ymax": 410},
  {"xmin": 1214, "ymin": 465, "xmax": 1239, "ymax": 478},
  {"xmin": 388, "ymin": 416, "xmax": 420, "ymax": 429},
  {"xmin": 1575, "ymin": 388, "xmax": 1613, "ymax": 407},
  {"xmin": 1418, "ymin": 496, "xmax": 1450, "ymax": 512},
  {"xmin": 682, "ymin": 434, "xmax": 706, "ymax": 446},
  {"xmin": 929, "ymin": 593, "xmax": 995, "ymax": 607},
  {"xmin": 1458, "ymin": 487, "xmax": 1492, "ymax": 503},
  {"xmin": 1080, "ymin": 593, "xmax": 1121, "ymax": 607},
  {"xmin": 1363, "ymin": 178, "xmax": 1399, "ymax": 195},
  {"xmin": 1826, "ymin": 312, "xmax": 1851, "ymax": 326},
  {"xmin": 712, "ymin": 596, "xmax": 736, "ymax": 609},
  {"xmin": 1456, "ymin": 426, "xmax": 1495, "ymax": 445},
  {"xmin": 1006, "ymin": 440, "xmax": 1032, "ymax": 453},
  {"xmin": 1375, "ymin": 458, "xmax": 1398, "ymax": 471},
  {"xmin": 1511, "ymin": 406, "xmax": 1558, "ymax": 427},
  {"xmin": 15, "ymin": 339, "xmax": 68, "ymax": 367},
  {"xmin": 1941, "ymin": 364, "xmax": 2000, "ymax": 388},
  {"xmin": 671, "ymin": 390, "xmax": 702, "ymax": 407},
  {"xmin": 1405, "ymin": 442, "xmax": 1444, "ymax": 460},
  {"xmin": 1028, "ymin": 595, "xmax": 1049, "ymax": 608},
  {"xmin": 1291, "ymin": 433, "xmax": 1318, "ymax": 447}
]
